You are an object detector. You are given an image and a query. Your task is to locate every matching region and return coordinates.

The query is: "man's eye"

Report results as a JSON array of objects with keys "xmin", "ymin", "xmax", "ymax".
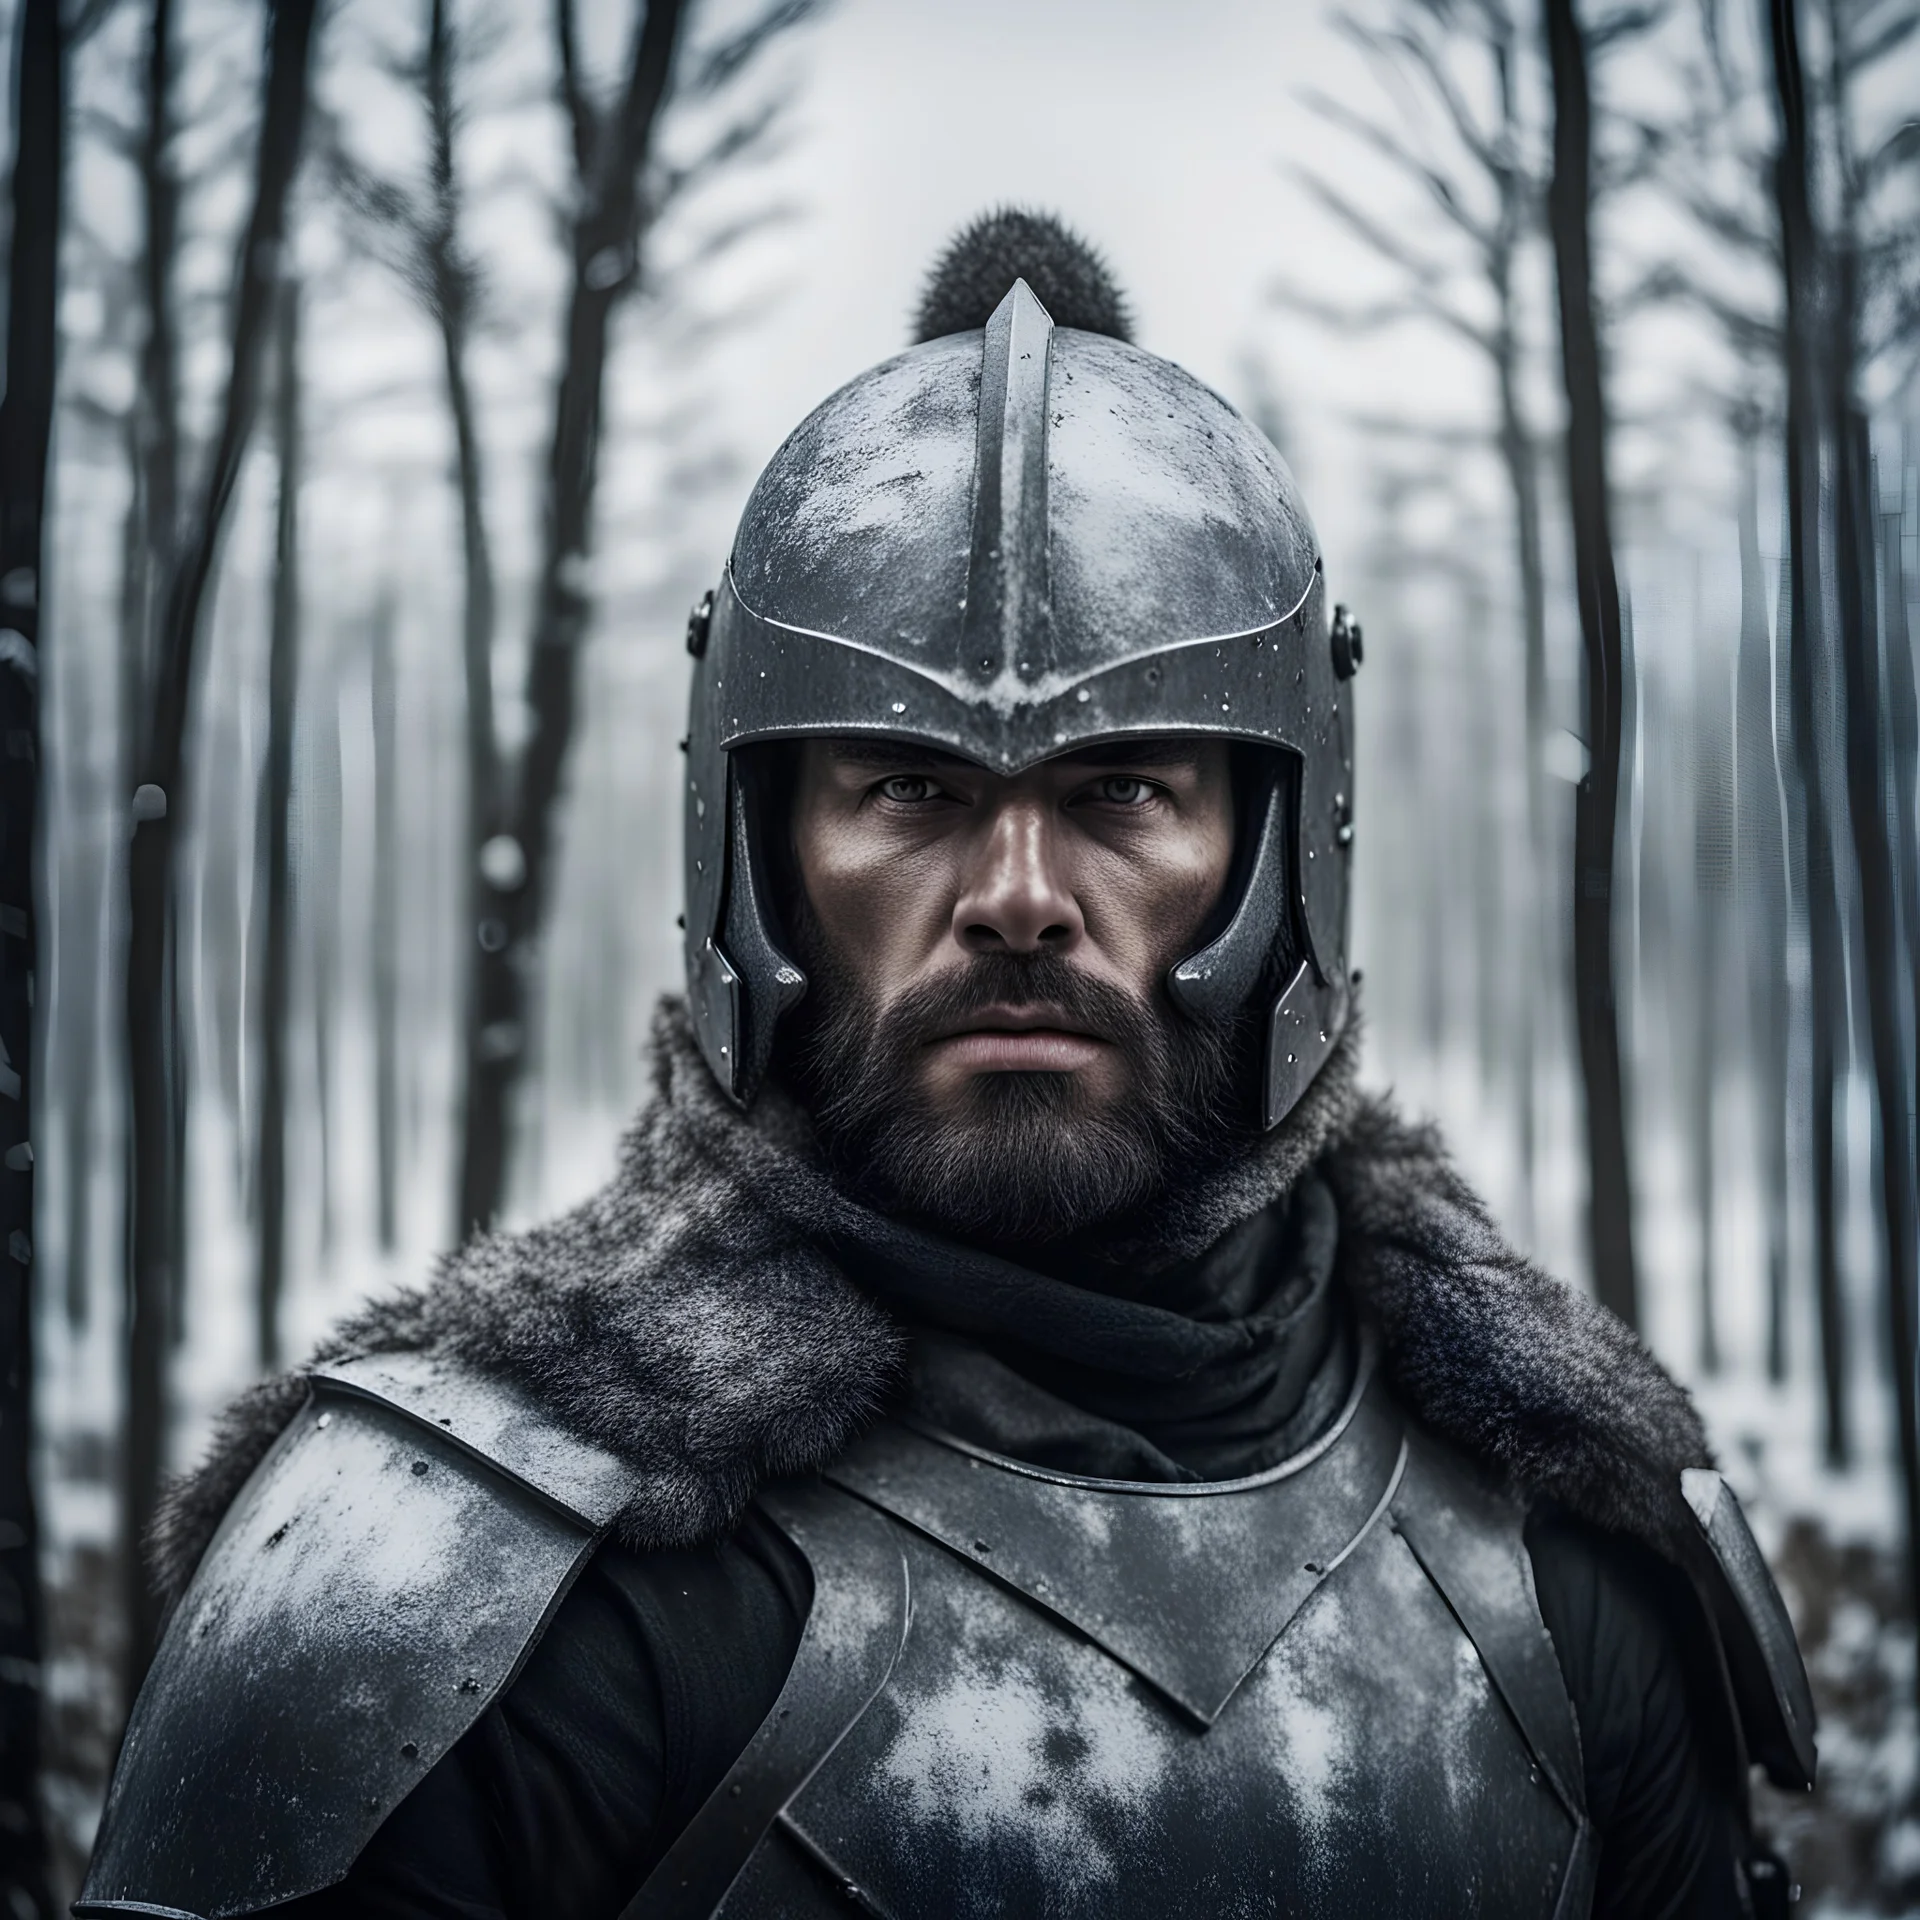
[
  {"xmin": 1096, "ymin": 776, "xmax": 1156, "ymax": 806},
  {"xmin": 877, "ymin": 775, "xmax": 937, "ymax": 803}
]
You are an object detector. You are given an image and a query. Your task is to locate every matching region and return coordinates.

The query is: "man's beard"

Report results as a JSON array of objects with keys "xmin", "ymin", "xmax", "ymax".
[{"xmin": 782, "ymin": 937, "xmax": 1249, "ymax": 1248}]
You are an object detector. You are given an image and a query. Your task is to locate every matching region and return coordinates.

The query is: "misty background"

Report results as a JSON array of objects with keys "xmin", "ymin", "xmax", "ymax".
[{"xmin": 4, "ymin": 0, "xmax": 1918, "ymax": 1906}]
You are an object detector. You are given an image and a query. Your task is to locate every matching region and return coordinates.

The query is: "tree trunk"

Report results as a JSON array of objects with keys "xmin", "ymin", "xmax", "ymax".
[
  {"xmin": 59, "ymin": 687, "xmax": 100, "ymax": 1334},
  {"xmin": 1486, "ymin": 25, "xmax": 1546, "ymax": 1241},
  {"xmin": 1543, "ymin": 0, "xmax": 1639, "ymax": 1326},
  {"xmin": 255, "ymin": 279, "xmax": 301, "ymax": 1371},
  {"xmin": 1826, "ymin": 0, "xmax": 1920, "ymax": 1683},
  {"xmin": 0, "ymin": 0, "xmax": 62, "ymax": 1907},
  {"xmin": 1693, "ymin": 625, "xmax": 1732, "ymax": 1374},
  {"xmin": 1734, "ymin": 432, "xmax": 1793, "ymax": 1381},
  {"xmin": 1830, "ymin": 359, "xmax": 1920, "ymax": 1713},
  {"xmin": 59, "ymin": 881, "xmax": 99, "ymax": 1335},
  {"xmin": 145, "ymin": 0, "xmax": 189, "ymax": 1353},
  {"xmin": 1495, "ymin": 340, "xmax": 1546, "ymax": 1239},
  {"xmin": 418, "ymin": 0, "xmax": 507, "ymax": 1243},
  {"xmin": 1767, "ymin": 0, "xmax": 1850, "ymax": 1465},
  {"xmin": 137, "ymin": 0, "xmax": 179, "ymax": 675},
  {"xmin": 370, "ymin": 593, "xmax": 400, "ymax": 1253},
  {"xmin": 1880, "ymin": 482, "xmax": 1920, "ymax": 1232},
  {"xmin": 122, "ymin": 0, "xmax": 318, "ymax": 1686},
  {"xmin": 458, "ymin": 0, "xmax": 690, "ymax": 1235},
  {"xmin": 305, "ymin": 661, "xmax": 339, "ymax": 1260}
]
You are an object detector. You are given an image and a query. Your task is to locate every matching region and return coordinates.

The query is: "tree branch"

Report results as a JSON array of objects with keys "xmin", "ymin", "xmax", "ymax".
[
  {"xmin": 1288, "ymin": 162, "xmax": 1459, "ymax": 291},
  {"xmin": 1370, "ymin": 15, "xmax": 1508, "ymax": 179},
  {"xmin": 654, "ymin": 90, "xmax": 791, "ymax": 208},
  {"xmin": 554, "ymin": 0, "xmax": 596, "ymax": 182},
  {"xmin": 1272, "ymin": 274, "xmax": 1497, "ymax": 355},
  {"xmin": 684, "ymin": 0, "xmax": 816, "ymax": 96},
  {"xmin": 1300, "ymin": 85, "xmax": 1500, "ymax": 257}
]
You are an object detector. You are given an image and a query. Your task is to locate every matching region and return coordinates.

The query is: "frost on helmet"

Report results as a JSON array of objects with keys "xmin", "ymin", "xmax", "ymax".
[{"xmin": 684, "ymin": 220, "xmax": 1356, "ymax": 1128}]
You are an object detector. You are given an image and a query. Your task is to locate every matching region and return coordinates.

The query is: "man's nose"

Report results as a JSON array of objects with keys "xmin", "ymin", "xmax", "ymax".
[{"xmin": 952, "ymin": 800, "xmax": 1085, "ymax": 954}]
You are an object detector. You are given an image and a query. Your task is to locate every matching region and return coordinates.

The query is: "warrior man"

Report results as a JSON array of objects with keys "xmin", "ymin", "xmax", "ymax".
[{"xmin": 82, "ymin": 213, "xmax": 1813, "ymax": 1920}]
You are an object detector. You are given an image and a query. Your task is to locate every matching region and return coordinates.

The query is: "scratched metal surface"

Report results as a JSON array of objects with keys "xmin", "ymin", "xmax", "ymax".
[
  {"xmin": 727, "ymin": 304, "xmax": 1318, "ymax": 691},
  {"xmin": 77, "ymin": 1384, "xmax": 596, "ymax": 1919},
  {"xmin": 825, "ymin": 1354, "xmax": 1404, "ymax": 1725},
  {"xmin": 705, "ymin": 1417, "xmax": 1579, "ymax": 1919},
  {"xmin": 316, "ymin": 1351, "xmax": 638, "ymax": 1527},
  {"xmin": 781, "ymin": 1513, "xmax": 1571, "ymax": 1916}
]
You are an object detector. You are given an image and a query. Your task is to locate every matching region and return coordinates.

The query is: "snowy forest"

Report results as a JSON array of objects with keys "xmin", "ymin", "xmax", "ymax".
[{"xmin": 0, "ymin": 0, "xmax": 1917, "ymax": 1908}]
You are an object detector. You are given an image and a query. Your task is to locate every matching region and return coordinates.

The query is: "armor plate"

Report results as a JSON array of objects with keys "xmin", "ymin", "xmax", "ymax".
[
  {"xmin": 77, "ymin": 1354, "xmax": 637, "ymax": 1919},
  {"xmin": 79, "ymin": 1344, "xmax": 1804, "ymax": 1917},
  {"xmin": 629, "ymin": 1354, "xmax": 1595, "ymax": 1919}
]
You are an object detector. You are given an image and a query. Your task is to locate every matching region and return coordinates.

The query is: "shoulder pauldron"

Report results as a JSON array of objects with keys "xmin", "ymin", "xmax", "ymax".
[
  {"xmin": 78, "ymin": 1354, "xmax": 645, "ymax": 1920},
  {"xmin": 1680, "ymin": 1467, "xmax": 1818, "ymax": 1792}
]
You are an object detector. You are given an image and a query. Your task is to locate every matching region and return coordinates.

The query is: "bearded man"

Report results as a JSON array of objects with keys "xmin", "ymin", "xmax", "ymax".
[{"xmin": 82, "ymin": 213, "xmax": 1812, "ymax": 1920}]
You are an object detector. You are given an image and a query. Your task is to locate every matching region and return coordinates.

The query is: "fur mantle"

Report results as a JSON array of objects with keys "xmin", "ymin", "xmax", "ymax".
[{"xmin": 151, "ymin": 1000, "xmax": 1711, "ymax": 1609}]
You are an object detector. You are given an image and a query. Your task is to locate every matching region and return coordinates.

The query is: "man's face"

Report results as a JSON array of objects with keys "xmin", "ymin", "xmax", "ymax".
[{"xmin": 784, "ymin": 735, "xmax": 1241, "ymax": 1244}]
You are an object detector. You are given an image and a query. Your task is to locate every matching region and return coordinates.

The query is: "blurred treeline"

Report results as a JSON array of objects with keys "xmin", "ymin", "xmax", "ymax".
[{"xmin": 0, "ymin": 0, "xmax": 1916, "ymax": 1909}]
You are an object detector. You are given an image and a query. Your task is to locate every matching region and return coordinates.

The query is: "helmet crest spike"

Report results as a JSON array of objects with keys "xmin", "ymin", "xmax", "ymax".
[{"xmin": 962, "ymin": 282, "xmax": 1055, "ymax": 697}]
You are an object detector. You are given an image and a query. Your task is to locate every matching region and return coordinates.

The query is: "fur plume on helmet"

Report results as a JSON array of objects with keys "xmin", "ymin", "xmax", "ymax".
[{"xmin": 913, "ymin": 208, "xmax": 1133, "ymax": 344}]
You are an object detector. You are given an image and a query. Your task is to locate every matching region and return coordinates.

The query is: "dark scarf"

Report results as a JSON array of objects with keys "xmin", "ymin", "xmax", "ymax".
[{"xmin": 833, "ymin": 1179, "xmax": 1353, "ymax": 1482}]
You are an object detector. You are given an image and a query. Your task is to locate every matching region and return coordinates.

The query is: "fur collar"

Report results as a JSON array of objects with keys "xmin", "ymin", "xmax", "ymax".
[{"xmin": 151, "ymin": 1000, "xmax": 1710, "ymax": 1609}]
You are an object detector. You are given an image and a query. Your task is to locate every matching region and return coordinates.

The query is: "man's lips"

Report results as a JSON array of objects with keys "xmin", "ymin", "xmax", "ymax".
[{"xmin": 925, "ymin": 1007, "xmax": 1111, "ymax": 1073}]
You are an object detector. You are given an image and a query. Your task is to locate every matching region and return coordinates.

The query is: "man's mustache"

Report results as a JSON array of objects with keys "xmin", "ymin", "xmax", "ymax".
[{"xmin": 872, "ymin": 953, "xmax": 1162, "ymax": 1055}]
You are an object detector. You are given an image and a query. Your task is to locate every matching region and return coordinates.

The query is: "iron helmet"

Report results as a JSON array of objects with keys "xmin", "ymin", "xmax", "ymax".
[{"xmin": 682, "ymin": 214, "xmax": 1358, "ymax": 1130}]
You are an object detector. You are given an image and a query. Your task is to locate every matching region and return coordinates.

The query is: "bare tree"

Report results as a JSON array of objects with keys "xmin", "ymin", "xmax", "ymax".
[
  {"xmin": 1881, "ymin": 467, "xmax": 1919, "ymax": 1276},
  {"xmin": 133, "ymin": 0, "xmax": 180, "ymax": 708},
  {"xmin": 1641, "ymin": 4, "xmax": 1848, "ymax": 1422},
  {"xmin": 330, "ymin": 0, "xmax": 812, "ymax": 1234},
  {"xmin": 1769, "ymin": 0, "xmax": 1852, "ymax": 1461},
  {"xmin": 0, "ymin": 0, "xmax": 61, "ymax": 1903},
  {"xmin": 1820, "ymin": 0, "xmax": 1920, "ymax": 1695},
  {"xmin": 40, "ymin": 249, "xmax": 148, "ymax": 1348},
  {"xmin": 254, "ymin": 277, "xmax": 302, "ymax": 1369},
  {"xmin": 370, "ymin": 591, "xmax": 401, "ymax": 1253},
  {"xmin": 317, "ymin": 0, "xmax": 502, "ymax": 1240},
  {"xmin": 1833, "ymin": 405, "xmax": 1920, "ymax": 1715},
  {"xmin": 1732, "ymin": 408, "xmax": 1793, "ymax": 1380},
  {"xmin": 1544, "ymin": 0, "xmax": 1639, "ymax": 1325},
  {"xmin": 122, "ymin": 0, "xmax": 320, "ymax": 1684},
  {"xmin": 1691, "ymin": 595, "xmax": 1733, "ymax": 1372},
  {"xmin": 458, "ymin": 0, "xmax": 695, "ymax": 1234},
  {"xmin": 39, "ymin": 0, "xmax": 185, "ymax": 1348},
  {"xmin": 1282, "ymin": 0, "xmax": 1552, "ymax": 1223}
]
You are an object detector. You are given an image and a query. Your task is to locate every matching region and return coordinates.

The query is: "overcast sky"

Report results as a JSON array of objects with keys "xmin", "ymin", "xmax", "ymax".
[{"xmin": 687, "ymin": 0, "xmax": 1453, "ymax": 574}]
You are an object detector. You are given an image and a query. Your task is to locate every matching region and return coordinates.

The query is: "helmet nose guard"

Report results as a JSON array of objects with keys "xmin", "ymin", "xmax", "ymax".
[{"xmin": 684, "ymin": 278, "xmax": 1354, "ymax": 1127}]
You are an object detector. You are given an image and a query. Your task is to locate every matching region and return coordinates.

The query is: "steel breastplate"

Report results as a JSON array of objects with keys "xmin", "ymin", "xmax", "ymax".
[{"xmin": 627, "ymin": 1345, "xmax": 1596, "ymax": 1919}]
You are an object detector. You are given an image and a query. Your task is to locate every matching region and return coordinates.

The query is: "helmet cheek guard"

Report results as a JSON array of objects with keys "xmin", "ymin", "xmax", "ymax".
[{"xmin": 684, "ymin": 278, "xmax": 1356, "ymax": 1129}]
